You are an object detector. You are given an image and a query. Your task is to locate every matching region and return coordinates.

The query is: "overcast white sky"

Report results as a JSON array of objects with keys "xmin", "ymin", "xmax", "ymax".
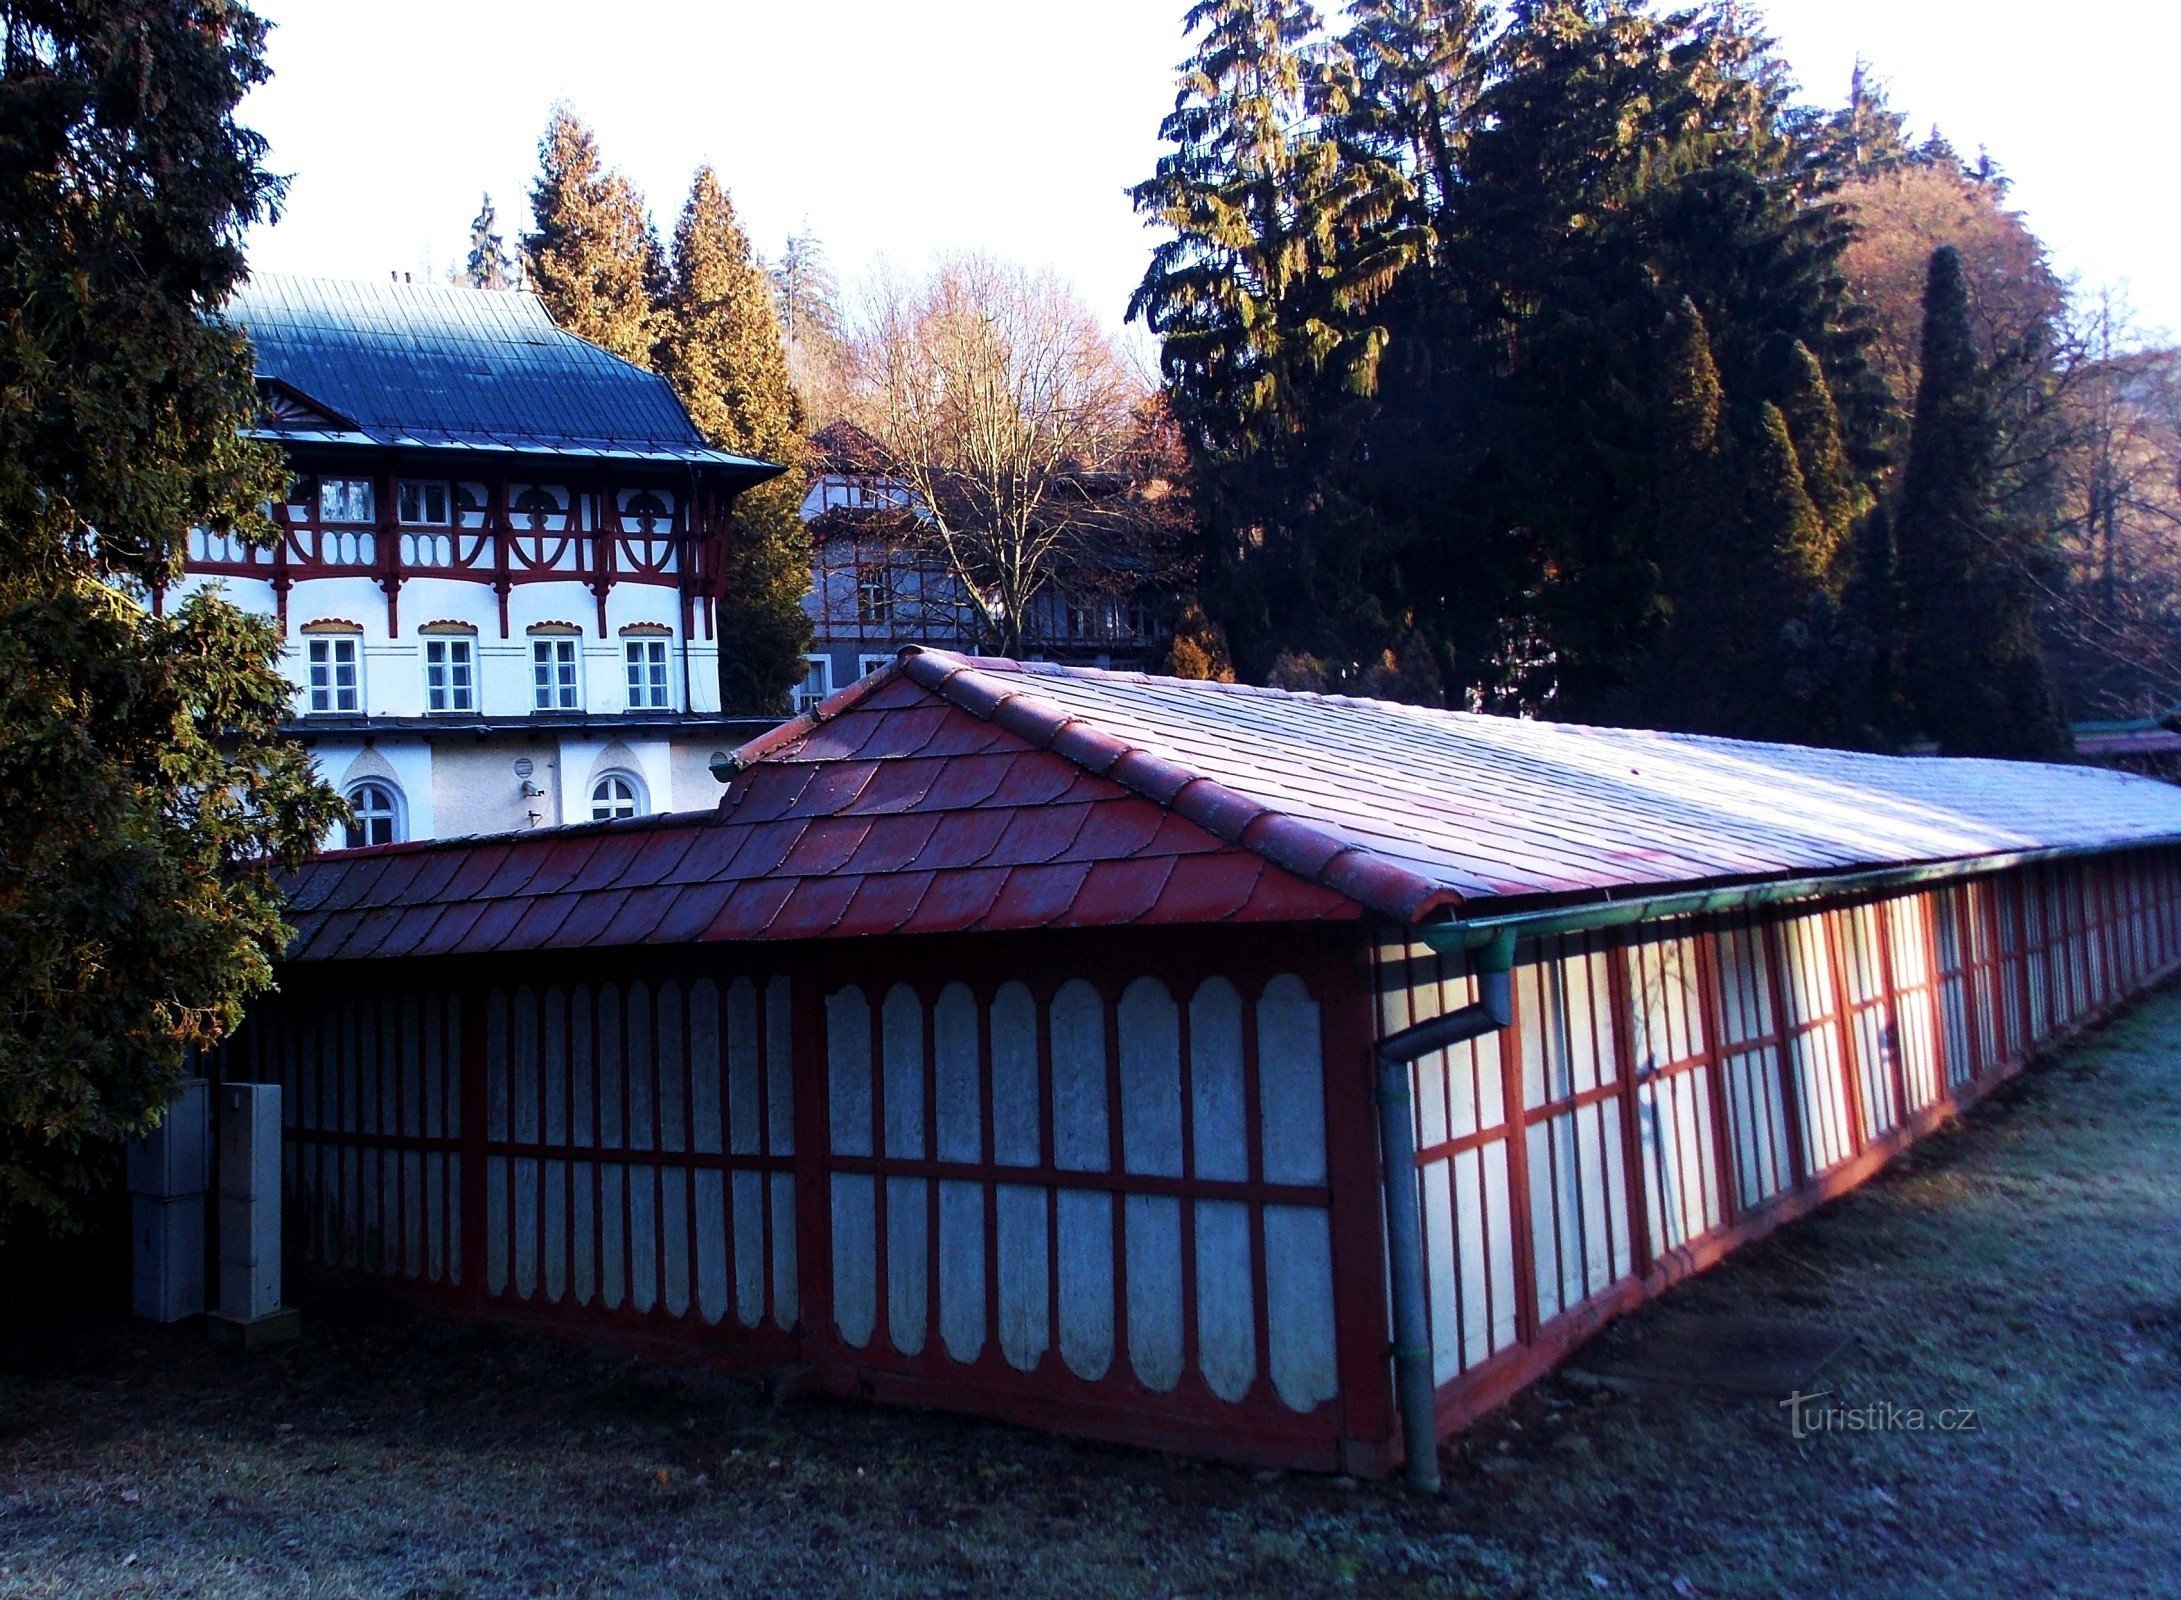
[{"xmin": 242, "ymin": 1, "xmax": 2179, "ymax": 340}]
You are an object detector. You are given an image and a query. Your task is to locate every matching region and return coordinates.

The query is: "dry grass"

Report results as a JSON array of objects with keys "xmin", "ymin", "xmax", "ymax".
[{"xmin": 7, "ymin": 992, "xmax": 2181, "ymax": 1598}]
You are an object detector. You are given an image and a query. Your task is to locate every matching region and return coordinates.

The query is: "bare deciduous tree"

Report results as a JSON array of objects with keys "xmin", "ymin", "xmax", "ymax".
[{"xmin": 848, "ymin": 256, "xmax": 1166, "ymax": 658}]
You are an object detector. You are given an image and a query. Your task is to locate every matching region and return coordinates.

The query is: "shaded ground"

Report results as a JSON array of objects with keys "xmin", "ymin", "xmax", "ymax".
[{"xmin": 7, "ymin": 991, "xmax": 2181, "ymax": 1599}]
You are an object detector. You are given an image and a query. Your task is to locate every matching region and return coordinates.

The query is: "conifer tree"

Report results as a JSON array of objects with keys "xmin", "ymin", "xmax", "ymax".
[
  {"xmin": 1331, "ymin": 0, "xmax": 1490, "ymax": 239},
  {"xmin": 523, "ymin": 106, "xmax": 661, "ymax": 367},
  {"xmin": 1130, "ymin": 0, "xmax": 1423, "ymax": 678},
  {"xmin": 0, "ymin": 0, "xmax": 341, "ymax": 1235},
  {"xmin": 463, "ymin": 194, "xmax": 515, "ymax": 289},
  {"xmin": 1774, "ymin": 340, "xmax": 1867, "ymax": 570},
  {"xmin": 1896, "ymin": 246, "xmax": 2067, "ymax": 756},
  {"xmin": 656, "ymin": 168, "xmax": 811, "ymax": 714}
]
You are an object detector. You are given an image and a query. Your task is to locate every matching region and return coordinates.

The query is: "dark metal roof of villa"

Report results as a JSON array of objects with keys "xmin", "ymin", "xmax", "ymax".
[
  {"xmin": 225, "ymin": 274, "xmax": 779, "ymax": 476},
  {"xmin": 280, "ymin": 649, "xmax": 2181, "ymax": 964}
]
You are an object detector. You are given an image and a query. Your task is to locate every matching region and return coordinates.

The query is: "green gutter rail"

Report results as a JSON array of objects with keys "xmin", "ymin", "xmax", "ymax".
[{"xmin": 1418, "ymin": 839, "xmax": 2181, "ymax": 956}]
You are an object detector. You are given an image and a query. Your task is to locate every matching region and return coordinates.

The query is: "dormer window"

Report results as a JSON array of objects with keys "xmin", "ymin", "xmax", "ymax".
[
  {"xmin": 318, "ymin": 477, "xmax": 375, "ymax": 525},
  {"xmin": 397, "ymin": 480, "xmax": 451, "ymax": 526}
]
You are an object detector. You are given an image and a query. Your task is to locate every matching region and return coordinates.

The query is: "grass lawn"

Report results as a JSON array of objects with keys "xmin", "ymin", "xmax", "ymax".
[{"xmin": 6, "ymin": 989, "xmax": 2181, "ymax": 1599}]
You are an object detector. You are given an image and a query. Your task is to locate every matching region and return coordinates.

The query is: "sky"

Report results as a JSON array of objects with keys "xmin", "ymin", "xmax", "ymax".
[{"xmin": 241, "ymin": 0, "xmax": 2180, "ymax": 341}]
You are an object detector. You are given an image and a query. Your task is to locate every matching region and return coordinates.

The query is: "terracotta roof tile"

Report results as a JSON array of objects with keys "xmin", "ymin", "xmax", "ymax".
[{"xmin": 284, "ymin": 647, "xmax": 2181, "ymax": 963}]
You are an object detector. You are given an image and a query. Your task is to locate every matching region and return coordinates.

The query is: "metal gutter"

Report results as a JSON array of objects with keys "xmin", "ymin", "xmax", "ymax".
[
  {"xmin": 1374, "ymin": 925, "xmax": 1518, "ymax": 1493},
  {"xmin": 1417, "ymin": 838, "xmax": 2181, "ymax": 955}
]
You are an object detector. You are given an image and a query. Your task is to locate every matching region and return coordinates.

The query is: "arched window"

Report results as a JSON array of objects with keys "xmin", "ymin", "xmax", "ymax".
[
  {"xmin": 344, "ymin": 781, "xmax": 403, "ymax": 848},
  {"xmin": 590, "ymin": 772, "xmax": 645, "ymax": 821}
]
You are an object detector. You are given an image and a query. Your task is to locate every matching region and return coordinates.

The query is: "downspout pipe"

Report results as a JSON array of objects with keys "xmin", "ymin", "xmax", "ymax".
[{"xmin": 1376, "ymin": 925, "xmax": 1517, "ymax": 1493}]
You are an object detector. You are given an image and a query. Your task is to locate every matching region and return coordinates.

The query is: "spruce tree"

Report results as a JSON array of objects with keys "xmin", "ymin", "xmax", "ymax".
[
  {"xmin": 0, "ymin": 0, "xmax": 340, "ymax": 1235},
  {"xmin": 1332, "ymin": 0, "xmax": 1491, "ymax": 238},
  {"xmin": 463, "ymin": 193, "xmax": 515, "ymax": 289},
  {"xmin": 656, "ymin": 168, "xmax": 811, "ymax": 714},
  {"xmin": 523, "ymin": 106, "xmax": 661, "ymax": 367},
  {"xmin": 1896, "ymin": 246, "xmax": 2067, "ymax": 757},
  {"xmin": 1130, "ymin": 0, "xmax": 1423, "ymax": 679}
]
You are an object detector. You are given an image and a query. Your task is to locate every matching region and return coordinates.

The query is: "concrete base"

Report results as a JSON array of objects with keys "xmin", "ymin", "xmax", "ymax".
[{"xmin": 206, "ymin": 1307, "xmax": 302, "ymax": 1351}]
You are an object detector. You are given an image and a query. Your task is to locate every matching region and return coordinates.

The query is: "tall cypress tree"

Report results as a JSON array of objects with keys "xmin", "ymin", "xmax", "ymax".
[
  {"xmin": 523, "ymin": 106, "xmax": 661, "ymax": 367},
  {"xmin": 656, "ymin": 169, "xmax": 811, "ymax": 714},
  {"xmin": 463, "ymin": 194, "xmax": 515, "ymax": 290},
  {"xmin": 1896, "ymin": 246, "xmax": 2067, "ymax": 756},
  {"xmin": 1130, "ymin": 0, "xmax": 1422, "ymax": 678}
]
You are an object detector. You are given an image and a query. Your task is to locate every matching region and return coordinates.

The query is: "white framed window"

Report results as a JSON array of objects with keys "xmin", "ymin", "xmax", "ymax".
[
  {"xmin": 624, "ymin": 637, "xmax": 671, "ymax": 710},
  {"xmin": 531, "ymin": 634, "xmax": 581, "ymax": 711},
  {"xmin": 793, "ymin": 654, "xmax": 832, "ymax": 713},
  {"xmin": 855, "ymin": 564, "xmax": 895, "ymax": 627},
  {"xmin": 343, "ymin": 780, "xmax": 403, "ymax": 848},
  {"xmin": 423, "ymin": 633, "xmax": 475, "ymax": 713},
  {"xmin": 590, "ymin": 772, "xmax": 646, "ymax": 821},
  {"xmin": 397, "ymin": 480, "xmax": 451, "ymax": 526},
  {"xmin": 318, "ymin": 477, "xmax": 375, "ymax": 524},
  {"xmin": 305, "ymin": 634, "xmax": 361, "ymax": 713},
  {"xmin": 857, "ymin": 653, "xmax": 893, "ymax": 679}
]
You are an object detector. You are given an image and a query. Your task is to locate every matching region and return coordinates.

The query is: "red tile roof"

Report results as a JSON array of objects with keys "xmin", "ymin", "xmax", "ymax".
[{"xmin": 283, "ymin": 649, "xmax": 2181, "ymax": 962}]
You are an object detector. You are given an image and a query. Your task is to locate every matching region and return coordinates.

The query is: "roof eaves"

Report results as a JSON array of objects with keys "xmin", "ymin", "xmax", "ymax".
[{"xmin": 895, "ymin": 647, "xmax": 1448, "ymax": 922}]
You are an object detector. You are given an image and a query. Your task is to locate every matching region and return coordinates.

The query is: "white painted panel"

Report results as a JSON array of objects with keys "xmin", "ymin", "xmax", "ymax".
[
  {"xmin": 1482, "ymin": 1140, "xmax": 1518, "ymax": 1355},
  {"xmin": 992, "ymin": 983, "xmax": 1040, "ymax": 1167},
  {"xmin": 627, "ymin": 983, "xmax": 655, "ymax": 1153},
  {"xmin": 1119, "ymin": 979, "xmax": 1183, "ymax": 1179},
  {"xmin": 569, "ymin": 986, "xmax": 593, "ymax": 1147},
  {"xmin": 1423, "ymin": 1155, "xmax": 1459, "ymax": 1383},
  {"xmin": 727, "ymin": 976, "xmax": 760, "ymax": 1156},
  {"xmin": 887, "ymin": 1175, "xmax": 929, "ymax": 1355},
  {"xmin": 883, "ymin": 984, "xmax": 926, "ymax": 1160},
  {"xmin": 1125, "ymin": 1193, "xmax": 1184, "ymax": 1392},
  {"xmin": 1188, "ymin": 979, "xmax": 1248, "ymax": 1182},
  {"xmin": 1193, "ymin": 1198, "xmax": 1255, "ymax": 1401},
  {"xmin": 425, "ymin": 993, "xmax": 449, "ymax": 1139},
  {"xmin": 831, "ymin": 1173, "xmax": 876, "ymax": 1347},
  {"xmin": 765, "ymin": 975, "xmax": 795, "ymax": 1156},
  {"xmin": 628, "ymin": 1165, "xmax": 658, "ymax": 1313},
  {"xmin": 828, "ymin": 988, "xmax": 873, "ymax": 1157},
  {"xmin": 486, "ymin": 1154, "xmax": 509, "ymax": 1294},
  {"xmin": 770, "ymin": 1171, "xmax": 798, "ymax": 1329},
  {"xmin": 731, "ymin": 1168, "xmax": 764, "ymax": 1328},
  {"xmin": 690, "ymin": 979, "xmax": 723, "ymax": 1156},
  {"xmin": 935, "ymin": 984, "xmax": 980, "ymax": 1163},
  {"xmin": 939, "ymin": 1178, "xmax": 986, "ymax": 1363},
  {"xmin": 1257, "ymin": 976, "xmax": 1325, "ymax": 1185},
  {"xmin": 543, "ymin": 1160, "xmax": 567, "ymax": 1301},
  {"xmin": 652, "ymin": 973, "xmax": 702, "ymax": 1121},
  {"xmin": 486, "ymin": 990, "xmax": 510, "ymax": 1142},
  {"xmin": 1051, "ymin": 981, "xmax": 1109, "ymax": 1172},
  {"xmin": 400, "ymin": 994, "xmax": 424, "ymax": 1140},
  {"xmin": 600, "ymin": 1162, "xmax": 626, "ymax": 1310},
  {"xmin": 403, "ymin": 1150, "xmax": 424, "ymax": 1278},
  {"xmin": 542, "ymin": 987, "xmax": 566, "ymax": 1145},
  {"xmin": 1056, "ymin": 1188, "xmax": 1114, "ymax": 1379},
  {"xmin": 445, "ymin": 1153, "xmax": 463, "ymax": 1283},
  {"xmin": 996, "ymin": 1183, "xmax": 1050, "ymax": 1370},
  {"xmin": 427, "ymin": 1151, "xmax": 448, "ymax": 1283},
  {"xmin": 662, "ymin": 1167, "xmax": 690, "ymax": 1317},
  {"xmin": 575, "ymin": 1161, "xmax": 602, "ymax": 1309},
  {"xmin": 598, "ymin": 985, "xmax": 625, "ymax": 1150},
  {"xmin": 1263, "ymin": 1204, "xmax": 1338, "ymax": 1412}
]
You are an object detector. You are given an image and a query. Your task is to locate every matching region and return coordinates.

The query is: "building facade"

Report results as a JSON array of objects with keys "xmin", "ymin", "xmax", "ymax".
[
  {"xmin": 793, "ymin": 422, "xmax": 1163, "ymax": 711},
  {"xmin": 169, "ymin": 276, "xmax": 782, "ymax": 845}
]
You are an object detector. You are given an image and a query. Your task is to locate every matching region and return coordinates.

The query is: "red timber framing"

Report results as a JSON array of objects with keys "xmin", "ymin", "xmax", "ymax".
[
  {"xmin": 184, "ymin": 462, "xmax": 724, "ymax": 639},
  {"xmin": 222, "ymin": 923, "xmax": 1404, "ymax": 1475},
  {"xmin": 1372, "ymin": 845, "xmax": 2181, "ymax": 1455}
]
